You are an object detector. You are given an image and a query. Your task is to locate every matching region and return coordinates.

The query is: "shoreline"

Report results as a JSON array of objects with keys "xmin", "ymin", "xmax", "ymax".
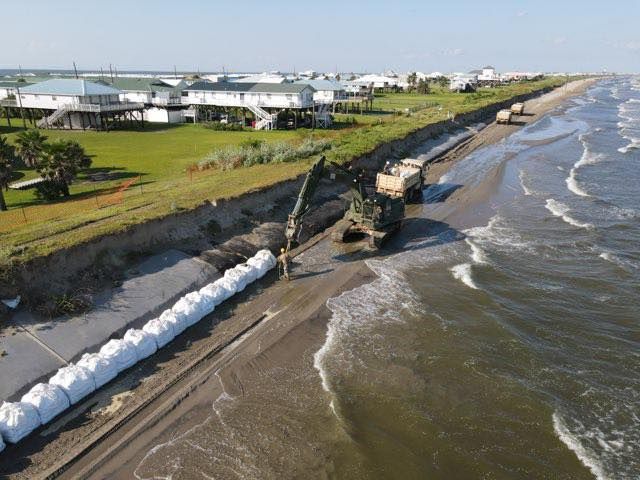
[{"xmin": 0, "ymin": 78, "xmax": 599, "ymax": 479}]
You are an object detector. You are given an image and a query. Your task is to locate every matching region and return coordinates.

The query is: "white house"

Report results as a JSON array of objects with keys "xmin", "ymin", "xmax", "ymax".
[
  {"xmin": 183, "ymin": 81, "xmax": 316, "ymax": 129},
  {"xmin": 233, "ymin": 73, "xmax": 288, "ymax": 84},
  {"xmin": 13, "ymin": 79, "xmax": 143, "ymax": 130},
  {"xmin": 183, "ymin": 81, "xmax": 315, "ymax": 109},
  {"xmin": 108, "ymin": 78, "xmax": 186, "ymax": 123},
  {"xmin": 294, "ymin": 79, "xmax": 346, "ymax": 104},
  {"xmin": 449, "ymin": 74, "xmax": 478, "ymax": 92},
  {"xmin": 478, "ymin": 66, "xmax": 499, "ymax": 83},
  {"xmin": 349, "ymin": 74, "xmax": 401, "ymax": 90}
]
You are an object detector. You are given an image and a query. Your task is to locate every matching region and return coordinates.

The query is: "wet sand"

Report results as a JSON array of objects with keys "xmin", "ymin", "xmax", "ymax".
[{"xmin": 0, "ymin": 78, "xmax": 597, "ymax": 479}]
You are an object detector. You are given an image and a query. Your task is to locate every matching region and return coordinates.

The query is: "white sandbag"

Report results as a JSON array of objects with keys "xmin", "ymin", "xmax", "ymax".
[
  {"xmin": 99, "ymin": 339, "xmax": 138, "ymax": 373},
  {"xmin": 0, "ymin": 401, "xmax": 41, "ymax": 444},
  {"xmin": 0, "ymin": 432, "xmax": 4, "ymax": 452},
  {"xmin": 20, "ymin": 383, "xmax": 69, "ymax": 424},
  {"xmin": 224, "ymin": 267, "xmax": 248, "ymax": 292},
  {"xmin": 142, "ymin": 317, "xmax": 175, "ymax": 348},
  {"xmin": 76, "ymin": 352, "xmax": 118, "ymax": 389},
  {"xmin": 185, "ymin": 291, "xmax": 209, "ymax": 322},
  {"xmin": 236, "ymin": 263, "xmax": 259, "ymax": 283},
  {"xmin": 124, "ymin": 328, "xmax": 157, "ymax": 359},
  {"xmin": 199, "ymin": 283, "xmax": 225, "ymax": 306},
  {"xmin": 49, "ymin": 364, "xmax": 96, "ymax": 405},
  {"xmin": 247, "ymin": 257, "xmax": 269, "ymax": 278},
  {"xmin": 214, "ymin": 277, "xmax": 237, "ymax": 300},
  {"xmin": 160, "ymin": 308, "xmax": 187, "ymax": 336},
  {"xmin": 255, "ymin": 249, "xmax": 277, "ymax": 268},
  {"xmin": 172, "ymin": 293, "xmax": 202, "ymax": 328}
]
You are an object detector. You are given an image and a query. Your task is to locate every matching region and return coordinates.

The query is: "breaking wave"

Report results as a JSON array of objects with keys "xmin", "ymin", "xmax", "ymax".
[
  {"xmin": 545, "ymin": 199, "xmax": 594, "ymax": 229},
  {"xmin": 553, "ymin": 412, "xmax": 610, "ymax": 480},
  {"xmin": 518, "ymin": 170, "xmax": 534, "ymax": 196},
  {"xmin": 449, "ymin": 263, "xmax": 478, "ymax": 289},
  {"xmin": 617, "ymin": 99, "xmax": 640, "ymax": 153},
  {"xmin": 566, "ymin": 168, "xmax": 589, "ymax": 197}
]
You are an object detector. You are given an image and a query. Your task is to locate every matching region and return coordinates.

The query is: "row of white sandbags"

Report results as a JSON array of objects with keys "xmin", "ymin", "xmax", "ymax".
[{"xmin": 0, "ymin": 250, "xmax": 277, "ymax": 447}]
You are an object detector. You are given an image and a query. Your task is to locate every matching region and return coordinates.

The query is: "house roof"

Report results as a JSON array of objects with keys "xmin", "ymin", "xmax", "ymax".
[
  {"xmin": 106, "ymin": 77, "xmax": 176, "ymax": 93},
  {"xmin": 483, "ymin": 65, "xmax": 495, "ymax": 70},
  {"xmin": 0, "ymin": 81, "xmax": 33, "ymax": 89},
  {"xmin": 185, "ymin": 81, "xmax": 314, "ymax": 94},
  {"xmin": 294, "ymin": 79, "xmax": 345, "ymax": 91},
  {"xmin": 18, "ymin": 79, "xmax": 122, "ymax": 96}
]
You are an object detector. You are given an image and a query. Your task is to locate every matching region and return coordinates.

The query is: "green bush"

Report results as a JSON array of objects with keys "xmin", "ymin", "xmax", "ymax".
[{"xmin": 203, "ymin": 122, "xmax": 245, "ymax": 131}]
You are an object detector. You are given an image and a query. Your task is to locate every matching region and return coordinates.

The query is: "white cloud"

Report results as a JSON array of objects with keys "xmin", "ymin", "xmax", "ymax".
[
  {"xmin": 553, "ymin": 37, "xmax": 567, "ymax": 45},
  {"xmin": 440, "ymin": 48, "xmax": 464, "ymax": 57},
  {"xmin": 516, "ymin": 11, "xmax": 527, "ymax": 17}
]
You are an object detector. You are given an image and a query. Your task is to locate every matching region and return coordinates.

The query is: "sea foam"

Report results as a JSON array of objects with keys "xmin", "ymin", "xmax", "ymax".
[
  {"xmin": 545, "ymin": 199, "xmax": 594, "ymax": 230},
  {"xmin": 450, "ymin": 263, "xmax": 479, "ymax": 290}
]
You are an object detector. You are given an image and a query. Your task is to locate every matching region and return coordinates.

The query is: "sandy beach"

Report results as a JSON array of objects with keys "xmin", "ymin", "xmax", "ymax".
[{"xmin": 0, "ymin": 78, "xmax": 599, "ymax": 479}]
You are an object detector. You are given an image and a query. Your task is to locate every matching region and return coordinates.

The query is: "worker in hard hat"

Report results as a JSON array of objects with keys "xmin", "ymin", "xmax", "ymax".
[{"xmin": 278, "ymin": 247, "xmax": 290, "ymax": 281}]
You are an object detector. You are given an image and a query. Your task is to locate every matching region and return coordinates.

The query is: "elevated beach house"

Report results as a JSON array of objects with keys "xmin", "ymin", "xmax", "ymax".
[
  {"xmin": 182, "ymin": 81, "xmax": 316, "ymax": 130},
  {"xmin": 108, "ymin": 78, "xmax": 186, "ymax": 123},
  {"xmin": 7, "ymin": 79, "xmax": 144, "ymax": 130},
  {"xmin": 294, "ymin": 79, "xmax": 347, "ymax": 104}
]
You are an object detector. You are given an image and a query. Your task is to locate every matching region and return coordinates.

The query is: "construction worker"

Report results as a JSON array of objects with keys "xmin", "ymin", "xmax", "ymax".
[{"xmin": 278, "ymin": 247, "xmax": 290, "ymax": 281}]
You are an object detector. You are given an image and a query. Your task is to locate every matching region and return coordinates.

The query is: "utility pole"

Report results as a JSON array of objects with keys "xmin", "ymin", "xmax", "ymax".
[
  {"xmin": 73, "ymin": 61, "xmax": 79, "ymax": 79},
  {"xmin": 109, "ymin": 64, "xmax": 114, "ymax": 82},
  {"xmin": 174, "ymin": 65, "xmax": 177, "ymax": 80},
  {"xmin": 18, "ymin": 64, "xmax": 23, "ymax": 77},
  {"xmin": 15, "ymin": 85, "xmax": 27, "ymax": 129}
]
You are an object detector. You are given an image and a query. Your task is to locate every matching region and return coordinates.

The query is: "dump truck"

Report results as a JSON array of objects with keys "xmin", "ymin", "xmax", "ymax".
[
  {"xmin": 496, "ymin": 109, "xmax": 512, "ymax": 124},
  {"xmin": 511, "ymin": 102, "xmax": 525, "ymax": 115},
  {"xmin": 375, "ymin": 158, "xmax": 429, "ymax": 202}
]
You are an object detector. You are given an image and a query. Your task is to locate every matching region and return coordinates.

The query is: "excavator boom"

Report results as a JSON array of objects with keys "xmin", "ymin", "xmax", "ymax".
[{"xmin": 285, "ymin": 156, "xmax": 325, "ymax": 250}]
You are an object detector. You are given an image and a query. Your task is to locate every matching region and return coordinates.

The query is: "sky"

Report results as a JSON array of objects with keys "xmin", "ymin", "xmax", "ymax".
[{"xmin": 2, "ymin": 0, "xmax": 639, "ymax": 74}]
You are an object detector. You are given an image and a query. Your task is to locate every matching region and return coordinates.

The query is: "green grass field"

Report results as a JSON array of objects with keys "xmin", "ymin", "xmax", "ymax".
[{"xmin": 0, "ymin": 77, "xmax": 570, "ymax": 267}]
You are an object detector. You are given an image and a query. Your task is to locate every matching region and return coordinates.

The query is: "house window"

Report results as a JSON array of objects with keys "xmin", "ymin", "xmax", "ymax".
[
  {"xmin": 51, "ymin": 96, "xmax": 57, "ymax": 100},
  {"xmin": 181, "ymin": 91, "xmax": 188, "ymax": 97},
  {"xmin": 267, "ymin": 94, "xmax": 272, "ymax": 99},
  {"xmin": 286, "ymin": 94, "xmax": 293, "ymax": 100}
]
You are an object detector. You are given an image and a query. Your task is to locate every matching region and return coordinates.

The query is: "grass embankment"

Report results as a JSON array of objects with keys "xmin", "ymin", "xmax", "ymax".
[{"xmin": 0, "ymin": 77, "xmax": 568, "ymax": 268}]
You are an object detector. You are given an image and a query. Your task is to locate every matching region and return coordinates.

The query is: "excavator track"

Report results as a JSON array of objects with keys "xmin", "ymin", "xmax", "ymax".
[{"xmin": 331, "ymin": 219, "xmax": 354, "ymax": 242}]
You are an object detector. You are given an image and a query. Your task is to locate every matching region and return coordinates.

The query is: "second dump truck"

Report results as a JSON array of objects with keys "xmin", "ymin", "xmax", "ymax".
[{"xmin": 511, "ymin": 102, "xmax": 525, "ymax": 115}]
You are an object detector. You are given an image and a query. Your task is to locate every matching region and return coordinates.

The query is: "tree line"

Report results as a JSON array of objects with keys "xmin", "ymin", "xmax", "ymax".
[{"xmin": 0, "ymin": 131, "xmax": 92, "ymax": 211}]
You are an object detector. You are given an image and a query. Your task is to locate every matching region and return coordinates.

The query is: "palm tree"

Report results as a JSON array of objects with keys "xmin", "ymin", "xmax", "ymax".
[
  {"xmin": 0, "ymin": 135, "xmax": 16, "ymax": 211},
  {"xmin": 15, "ymin": 130, "xmax": 47, "ymax": 168},
  {"xmin": 37, "ymin": 140, "xmax": 91, "ymax": 197}
]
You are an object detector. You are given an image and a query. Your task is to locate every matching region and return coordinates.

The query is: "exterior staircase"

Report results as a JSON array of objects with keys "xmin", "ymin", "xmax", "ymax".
[
  {"xmin": 247, "ymin": 104, "xmax": 278, "ymax": 130},
  {"xmin": 37, "ymin": 106, "xmax": 69, "ymax": 128},
  {"xmin": 314, "ymin": 102, "xmax": 332, "ymax": 128}
]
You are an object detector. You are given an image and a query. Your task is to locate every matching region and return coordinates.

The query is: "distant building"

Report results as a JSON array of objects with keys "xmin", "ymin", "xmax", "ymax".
[
  {"xmin": 5, "ymin": 79, "xmax": 144, "ymax": 130},
  {"xmin": 107, "ymin": 78, "xmax": 186, "ymax": 123},
  {"xmin": 294, "ymin": 79, "xmax": 347, "ymax": 104},
  {"xmin": 449, "ymin": 74, "xmax": 478, "ymax": 93},
  {"xmin": 233, "ymin": 73, "xmax": 288, "ymax": 84},
  {"xmin": 182, "ymin": 81, "xmax": 316, "ymax": 130}
]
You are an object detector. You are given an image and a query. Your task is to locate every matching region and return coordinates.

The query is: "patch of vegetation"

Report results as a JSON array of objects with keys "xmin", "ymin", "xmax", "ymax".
[
  {"xmin": 203, "ymin": 122, "xmax": 246, "ymax": 132},
  {"xmin": 197, "ymin": 137, "xmax": 331, "ymax": 171}
]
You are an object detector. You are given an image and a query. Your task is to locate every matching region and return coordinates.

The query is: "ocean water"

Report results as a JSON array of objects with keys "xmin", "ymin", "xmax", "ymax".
[
  {"xmin": 131, "ymin": 78, "xmax": 639, "ymax": 479},
  {"xmin": 315, "ymin": 77, "xmax": 640, "ymax": 479}
]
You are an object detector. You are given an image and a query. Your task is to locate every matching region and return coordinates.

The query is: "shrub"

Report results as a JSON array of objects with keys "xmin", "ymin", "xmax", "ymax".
[{"xmin": 203, "ymin": 122, "xmax": 245, "ymax": 131}]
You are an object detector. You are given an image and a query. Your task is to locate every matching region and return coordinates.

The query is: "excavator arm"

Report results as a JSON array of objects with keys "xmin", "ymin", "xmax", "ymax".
[{"xmin": 284, "ymin": 156, "xmax": 326, "ymax": 251}]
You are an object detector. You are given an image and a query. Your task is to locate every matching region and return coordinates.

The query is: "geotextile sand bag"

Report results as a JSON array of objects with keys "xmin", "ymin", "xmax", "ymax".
[
  {"xmin": 0, "ymin": 401, "xmax": 41, "ymax": 443},
  {"xmin": 124, "ymin": 328, "xmax": 157, "ymax": 359},
  {"xmin": 20, "ymin": 383, "xmax": 70, "ymax": 424},
  {"xmin": 76, "ymin": 352, "xmax": 118, "ymax": 389},
  {"xmin": 49, "ymin": 364, "xmax": 96, "ymax": 405},
  {"xmin": 142, "ymin": 317, "xmax": 175, "ymax": 348},
  {"xmin": 160, "ymin": 308, "xmax": 187, "ymax": 335},
  {"xmin": 99, "ymin": 339, "xmax": 138, "ymax": 373}
]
